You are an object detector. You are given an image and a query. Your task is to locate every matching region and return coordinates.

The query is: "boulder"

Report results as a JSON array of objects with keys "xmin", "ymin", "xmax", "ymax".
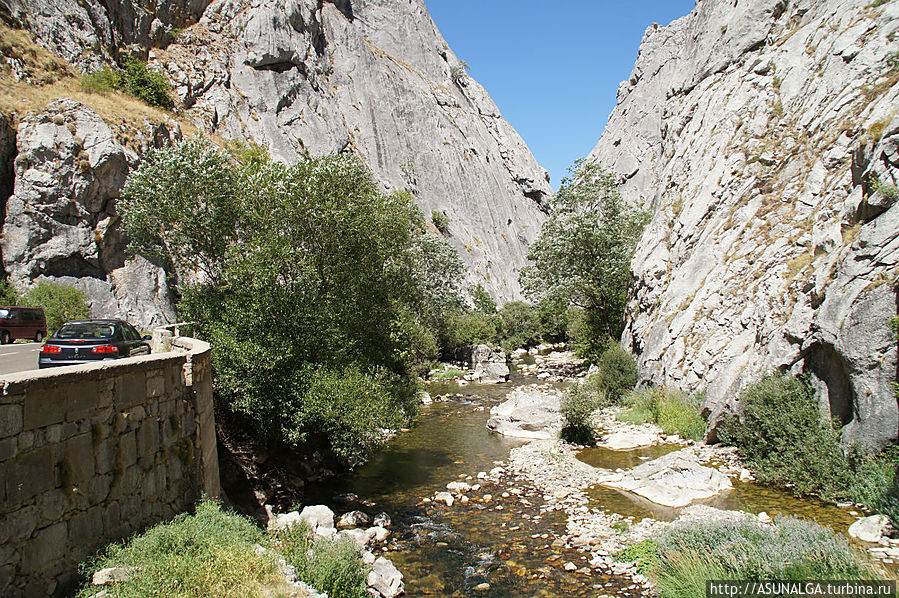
[
  {"xmin": 486, "ymin": 386, "xmax": 562, "ymax": 440},
  {"xmin": 600, "ymin": 430, "xmax": 657, "ymax": 451},
  {"xmin": 367, "ymin": 556, "xmax": 404, "ymax": 598},
  {"xmin": 848, "ymin": 515, "xmax": 890, "ymax": 544},
  {"xmin": 337, "ymin": 510, "xmax": 371, "ymax": 530},
  {"xmin": 92, "ymin": 566, "xmax": 139, "ymax": 585},
  {"xmin": 299, "ymin": 505, "xmax": 335, "ymax": 534},
  {"xmin": 599, "ymin": 449, "xmax": 733, "ymax": 508},
  {"xmin": 434, "ymin": 492, "xmax": 454, "ymax": 506}
]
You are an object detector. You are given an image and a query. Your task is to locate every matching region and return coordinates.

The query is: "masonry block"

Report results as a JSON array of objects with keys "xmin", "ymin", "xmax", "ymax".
[{"xmin": 0, "ymin": 403, "xmax": 23, "ymax": 438}]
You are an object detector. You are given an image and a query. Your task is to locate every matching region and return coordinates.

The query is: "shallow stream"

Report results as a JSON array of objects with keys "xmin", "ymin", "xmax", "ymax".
[{"xmin": 303, "ymin": 375, "xmax": 867, "ymax": 596}]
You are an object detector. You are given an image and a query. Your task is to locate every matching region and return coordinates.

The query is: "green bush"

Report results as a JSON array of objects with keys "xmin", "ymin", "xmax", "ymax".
[
  {"xmin": 76, "ymin": 499, "xmax": 281, "ymax": 598},
  {"xmin": 560, "ymin": 381, "xmax": 607, "ymax": 444},
  {"xmin": 439, "ymin": 309, "xmax": 498, "ymax": 351},
  {"xmin": 618, "ymin": 387, "xmax": 706, "ymax": 441},
  {"xmin": 80, "ymin": 59, "xmax": 173, "ymax": 108},
  {"xmin": 469, "ymin": 283, "xmax": 496, "ymax": 314},
  {"xmin": 536, "ymin": 296, "xmax": 568, "ymax": 343},
  {"xmin": 275, "ymin": 524, "xmax": 369, "ymax": 598},
  {"xmin": 22, "ymin": 281, "xmax": 90, "ymax": 332},
  {"xmin": 120, "ymin": 58, "xmax": 173, "ymax": 108},
  {"xmin": 0, "ymin": 279, "xmax": 17, "ymax": 305},
  {"xmin": 431, "ymin": 210, "xmax": 449, "ymax": 235},
  {"xmin": 616, "ymin": 539, "xmax": 659, "ymax": 575},
  {"xmin": 595, "ymin": 345, "xmax": 638, "ymax": 402},
  {"xmin": 496, "ymin": 301, "xmax": 540, "ymax": 350},
  {"xmin": 719, "ymin": 374, "xmax": 850, "ymax": 499},
  {"xmin": 653, "ymin": 517, "xmax": 878, "ymax": 597}
]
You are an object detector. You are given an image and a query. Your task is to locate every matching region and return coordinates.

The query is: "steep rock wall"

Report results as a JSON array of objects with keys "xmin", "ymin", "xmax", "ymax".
[
  {"xmin": 589, "ymin": 0, "xmax": 899, "ymax": 448},
  {"xmin": 2, "ymin": 0, "xmax": 551, "ymax": 303}
]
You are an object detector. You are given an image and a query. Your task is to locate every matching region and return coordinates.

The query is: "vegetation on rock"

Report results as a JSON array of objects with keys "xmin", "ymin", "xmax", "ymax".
[
  {"xmin": 121, "ymin": 138, "xmax": 463, "ymax": 467},
  {"xmin": 81, "ymin": 59, "xmax": 173, "ymax": 108},
  {"xmin": 520, "ymin": 161, "xmax": 648, "ymax": 362}
]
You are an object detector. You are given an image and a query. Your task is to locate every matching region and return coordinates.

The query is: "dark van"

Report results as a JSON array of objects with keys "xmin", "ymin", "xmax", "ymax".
[{"xmin": 0, "ymin": 307, "xmax": 48, "ymax": 344}]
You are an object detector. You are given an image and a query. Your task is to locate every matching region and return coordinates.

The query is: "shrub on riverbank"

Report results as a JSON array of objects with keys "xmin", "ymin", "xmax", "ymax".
[
  {"xmin": 77, "ymin": 499, "xmax": 369, "ymax": 598},
  {"xmin": 595, "ymin": 345, "xmax": 638, "ymax": 402},
  {"xmin": 719, "ymin": 374, "xmax": 850, "ymax": 499},
  {"xmin": 561, "ymin": 381, "xmax": 608, "ymax": 444},
  {"xmin": 618, "ymin": 387, "xmax": 706, "ymax": 441},
  {"xmin": 651, "ymin": 517, "xmax": 879, "ymax": 598},
  {"xmin": 720, "ymin": 373, "xmax": 899, "ymax": 517}
]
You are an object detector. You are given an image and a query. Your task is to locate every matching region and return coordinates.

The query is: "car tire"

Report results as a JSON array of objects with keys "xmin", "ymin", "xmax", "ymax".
[
  {"xmin": 34, "ymin": 331, "xmax": 43, "ymax": 343},
  {"xmin": 0, "ymin": 331, "xmax": 9, "ymax": 345}
]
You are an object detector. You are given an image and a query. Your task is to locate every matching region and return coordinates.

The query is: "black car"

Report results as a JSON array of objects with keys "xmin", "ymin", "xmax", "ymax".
[{"xmin": 38, "ymin": 319, "xmax": 152, "ymax": 369}]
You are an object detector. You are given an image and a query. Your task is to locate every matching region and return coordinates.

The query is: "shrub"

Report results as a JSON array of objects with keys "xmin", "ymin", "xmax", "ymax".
[
  {"xmin": 439, "ymin": 309, "xmax": 498, "ymax": 351},
  {"xmin": 496, "ymin": 301, "xmax": 540, "ymax": 350},
  {"xmin": 653, "ymin": 517, "xmax": 878, "ymax": 597},
  {"xmin": 536, "ymin": 296, "xmax": 568, "ymax": 343},
  {"xmin": 469, "ymin": 283, "xmax": 496, "ymax": 314},
  {"xmin": 619, "ymin": 387, "xmax": 706, "ymax": 441},
  {"xmin": 120, "ymin": 58, "xmax": 173, "ymax": 108},
  {"xmin": 22, "ymin": 281, "xmax": 90, "ymax": 332},
  {"xmin": 595, "ymin": 345, "xmax": 638, "ymax": 402},
  {"xmin": 431, "ymin": 367, "xmax": 464, "ymax": 379},
  {"xmin": 76, "ymin": 499, "xmax": 281, "ymax": 598},
  {"xmin": 616, "ymin": 539, "xmax": 659, "ymax": 575},
  {"xmin": 719, "ymin": 374, "xmax": 850, "ymax": 499},
  {"xmin": 80, "ymin": 59, "xmax": 173, "ymax": 108},
  {"xmin": 560, "ymin": 381, "xmax": 607, "ymax": 444},
  {"xmin": 0, "ymin": 279, "xmax": 18, "ymax": 305},
  {"xmin": 431, "ymin": 210, "xmax": 449, "ymax": 235},
  {"xmin": 275, "ymin": 524, "xmax": 369, "ymax": 598},
  {"xmin": 565, "ymin": 307, "xmax": 613, "ymax": 362}
]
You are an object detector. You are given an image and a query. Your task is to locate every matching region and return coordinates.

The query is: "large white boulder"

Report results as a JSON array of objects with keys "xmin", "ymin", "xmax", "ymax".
[
  {"xmin": 486, "ymin": 386, "xmax": 562, "ymax": 440},
  {"xmin": 599, "ymin": 449, "xmax": 732, "ymax": 508},
  {"xmin": 848, "ymin": 514, "xmax": 890, "ymax": 544}
]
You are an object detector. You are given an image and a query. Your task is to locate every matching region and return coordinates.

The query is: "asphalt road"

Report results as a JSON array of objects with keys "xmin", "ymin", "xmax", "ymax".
[{"xmin": 0, "ymin": 343, "xmax": 42, "ymax": 376}]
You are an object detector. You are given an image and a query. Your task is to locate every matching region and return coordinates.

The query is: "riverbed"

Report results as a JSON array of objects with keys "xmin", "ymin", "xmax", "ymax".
[{"xmin": 302, "ymin": 374, "xmax": 875, "ymax": 596}]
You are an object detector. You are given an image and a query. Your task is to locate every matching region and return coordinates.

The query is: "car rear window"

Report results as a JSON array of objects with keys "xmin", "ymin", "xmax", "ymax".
[{"xmin": 56, "ymin": 323, "xmax": 116, "ymax": 339}]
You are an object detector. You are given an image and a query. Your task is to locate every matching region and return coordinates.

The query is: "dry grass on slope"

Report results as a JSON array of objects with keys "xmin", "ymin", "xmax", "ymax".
[{"xmin": 0, "ymin": 23, "xmax": 194, "ymax": 134}]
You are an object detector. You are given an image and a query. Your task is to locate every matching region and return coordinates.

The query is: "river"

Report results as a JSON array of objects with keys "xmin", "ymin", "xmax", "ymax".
[{"xmin": 301, "ymin": 373, "xmax": 875, "ymax": 597}]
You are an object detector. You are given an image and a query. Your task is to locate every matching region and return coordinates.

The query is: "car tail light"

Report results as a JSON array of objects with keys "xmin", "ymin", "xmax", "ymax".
[
  {"xmin": 40, "ymin": 345, "xmax": 62, "ymax": 354},
  {"xmin": 91, "ymin": 345, "xmax": 119, "ymax": 354}
]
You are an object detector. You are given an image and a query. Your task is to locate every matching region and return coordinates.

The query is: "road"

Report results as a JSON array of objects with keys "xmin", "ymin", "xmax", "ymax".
[{"xmin": 0, "ymin": 343, "xmax": 42, "ymax": 376}]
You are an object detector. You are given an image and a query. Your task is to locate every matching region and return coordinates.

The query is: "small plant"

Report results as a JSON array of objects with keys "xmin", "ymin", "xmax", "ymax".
[
  {"xmin": 772, "ymin": 75, "xmax": 782, "ymax": 89},
  {"xmin": 431, "ymin": 210, "xmax": 450, "ymax": 235},
  {"xmin": 274, "ymin": 523, "xmax": 369, "ymax": 598},
  {"xmin": 868, "ymin": 173, "xmax": 899, "ymax": 202},
  {"xmin": 868, "ymin": 118, "xmax": 889, "ymax": 141},
  {"xmin": 81, "ymin": 59, "xmax": 173, "ymax": 108},
  {"xmin": 595, "ymin": 345, "xmax": 638, "ymax": 403},
  {"xmin": 616, "ymin": 539, "xmax": 659, "ymax": 575},
  {"xmin": 449, "ymin": 60, "xmax": 469, "ymax": 84},
  {"xmin": 80, "ymin": 65, "xmax": 121, "ymax": 95},
  {"xmin": 0, "ymin": 279, "xmax": 18, "ymax": 305},
  {"xmin": 469, "ymin": 283, "xmax": 497, "ymax": 314}
]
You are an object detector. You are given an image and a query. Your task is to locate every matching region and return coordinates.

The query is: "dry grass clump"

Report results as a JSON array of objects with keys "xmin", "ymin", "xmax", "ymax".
[{"xmin": 0, "ymin": 23, "xmax": 193, "ymax": 133}]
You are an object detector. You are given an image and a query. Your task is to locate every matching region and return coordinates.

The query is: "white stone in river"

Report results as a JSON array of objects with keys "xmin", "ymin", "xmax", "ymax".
[
  {"xmin": 600, "ymin": 430, "xmax": 656, "ymax": 450},
  {"xmin": 434, "ymin": 492, "xmax": 454, "ymax": 506},
  {"xmin": 599, "ymin": 449, "xmax": 732, "ymax": 508},
  {"xmin": 849, "ymin": 515, "xmax": 890, "ymax": 543}
]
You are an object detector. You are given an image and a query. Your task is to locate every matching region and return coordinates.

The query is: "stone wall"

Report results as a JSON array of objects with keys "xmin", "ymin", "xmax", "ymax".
[{"xmin": 0, "ymin": 337, "xmax": 220, "ymax": 597}]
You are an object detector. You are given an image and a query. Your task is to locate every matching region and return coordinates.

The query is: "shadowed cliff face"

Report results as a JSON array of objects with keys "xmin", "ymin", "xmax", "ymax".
[
  {"xmin": 1, "ymin": 0, "xmax": 551, "ymax": 304},
  {"xmin": 589, "ymin": 0, "xmax": 899, "ymax": 449}
]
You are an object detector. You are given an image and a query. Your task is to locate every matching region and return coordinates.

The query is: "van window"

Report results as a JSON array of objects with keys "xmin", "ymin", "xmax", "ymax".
[
  {"xmin": 22, "ymin": 311, "xmax": 35, "ymax": 321},
  {"xmin": 0, "ymin": 309, "xmax": 8, "ymax": 319}
]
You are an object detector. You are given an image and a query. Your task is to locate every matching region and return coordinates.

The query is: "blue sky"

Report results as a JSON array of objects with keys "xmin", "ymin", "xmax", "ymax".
[{"xmin": 423, "ymin": 1, "xmax": 695, "ymax": 188}]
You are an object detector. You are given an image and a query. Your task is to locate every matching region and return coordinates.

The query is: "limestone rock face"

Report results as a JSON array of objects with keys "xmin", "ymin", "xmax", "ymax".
[
  {"xmin": 588, "ymin": 0, "xmax": 899, "ymax": 448},
  {"xmin": 0, "ymin": 99, "xmax": 177, "ymax": 327},
  {"xmin": 151, "ymin": 0, "xmax": 550, "ymax": 301},
  {"xmin": 7, "ymin": 0, "xmax": 550, "ymax": 303}
]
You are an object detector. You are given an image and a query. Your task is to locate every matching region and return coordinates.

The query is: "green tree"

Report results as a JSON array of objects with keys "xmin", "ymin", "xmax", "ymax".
[
  {"xmin": 22, "ymin": 281, "xmax": 90, "ymax": 331},
  {"xmin": 0, "ymin": 279, "xmax": 18, "ymax": 305},
  {"xmin": 470, "ymin": 283, "xmax": 497, "ymax": 314},
  {"xmin": 520, "ymin": 160, "xmax": 648, "ymax": 361},
  {"xmin": 496, "ymin": 301, "xmax": 540, "ymax": 350},
  {"xmin": 121, "ymin": 139, "xmax": 462, "ymax": 466}
]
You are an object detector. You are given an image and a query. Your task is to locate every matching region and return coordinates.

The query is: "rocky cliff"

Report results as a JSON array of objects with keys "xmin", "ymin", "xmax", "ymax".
[
  {"xmin": 589, "ymin": 0, "xmax": 899, "ymax": 448},
  {"xmin": 0, "ymin": 0, "xmax": 550, "ymax": 322}
]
